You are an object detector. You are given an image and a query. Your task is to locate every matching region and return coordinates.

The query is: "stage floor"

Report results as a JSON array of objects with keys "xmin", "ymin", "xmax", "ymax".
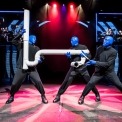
[{"xmin": 0, "ymin": 84, "xmax": 122, "ymax": 122}]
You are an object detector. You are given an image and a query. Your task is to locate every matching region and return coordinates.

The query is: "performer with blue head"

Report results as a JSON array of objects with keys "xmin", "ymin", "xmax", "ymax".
[
  {"xmin": 29, "ymin": 35, "xmax": 37, "ymax": 45},
  {"xmin": 6, "ymin": 32, "xmax": 48, "ymax": 104},
  {"xmin": 71, "ymin": 36, "xmax": 79, "ymax": 46},
  {"xmin": 78, "ymin": 36, "xmax": 122, "ymax": 104},
  {"xmin": 103, "ymin": 35, "xmax": 114, "ymax": 48},
  {"xmin": 53, "ymin": 36, "xmax": 100, "ymax": 103}
]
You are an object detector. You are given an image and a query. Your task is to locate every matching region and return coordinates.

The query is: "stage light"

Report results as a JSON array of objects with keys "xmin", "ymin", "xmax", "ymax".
[
  {"xmin": 53, "ymin": 3, "xmax": 57, "ymax": 8},
  {"xmin": 67, "ymin": 2, "xmax": 77, "ymax": 24},
  {"xmin": 45, "ymin": 3, "xmax": 48, "ymax": 7},
  {"xmin": 70, "ymin": 4, "xmax": 74, "ymax": 9},
  {"xmin": 76, "ymin": 4, "xmax": 85, "ymax": 20},
  {"xmin": 62, "ymin": 3, "xmax": 66, "ymax": 14},
  {"xmin": 48, "ymin": 2, "xmax": 59, "ymax": 21},
  {"xmin": 45, "ymin": 3, "xmax": 49, "ymax": 10}
]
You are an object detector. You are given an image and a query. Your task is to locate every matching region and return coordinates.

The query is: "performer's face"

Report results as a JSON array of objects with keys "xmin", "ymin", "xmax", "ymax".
[
  {"xmin": 71, "ymin": 37, "xmax": 79, "ymax": 47},
  {"xmin": 103, "ymin": 36, "xmax": 114, "ymax": 48},
  {"xmin": 29, "ymin": 35, "xmax": 36, "ymax": 44}
]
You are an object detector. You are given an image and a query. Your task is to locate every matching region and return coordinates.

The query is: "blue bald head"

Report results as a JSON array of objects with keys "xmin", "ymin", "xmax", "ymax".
[
  {"xmin": 71, "ymin": 36, "xmax": 79, "ymax": 47},
  {"xmin": 103, "ymin": 36, "xmax": 114, "ymax": 48},
  {"xmin": 29, "ymin": 35, "xmax": 37, "ymax": 45}
]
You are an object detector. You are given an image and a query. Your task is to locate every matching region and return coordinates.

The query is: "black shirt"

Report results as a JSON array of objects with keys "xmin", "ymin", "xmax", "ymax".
[
  {"xmin": 16, "ymin": 44, "xmax": 40, "ymax": 69},
  {"xmin": 11, "ymin": 33, "xmax": 43, "ymax": 70},
  {"xmin": 70, "ymin": 44, "xmax": 91, "ymax": 62},
  {"xmin": 94, "ymin": 46, "xmax": 117, "ymax": 75},
  {"xmin": 69, "ymin": 44, "xmax": 91, "ymax": 71}
]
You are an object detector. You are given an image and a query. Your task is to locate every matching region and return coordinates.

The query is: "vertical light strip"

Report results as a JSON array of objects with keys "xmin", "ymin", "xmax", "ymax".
[{"xmin": 96, "ymin": 13, "xmax": 98, "ymax": 42}]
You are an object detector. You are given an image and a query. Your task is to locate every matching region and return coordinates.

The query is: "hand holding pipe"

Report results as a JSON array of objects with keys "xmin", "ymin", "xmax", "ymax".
[
  {"xmin": 70, "ymin": 50, "xmax": 90, "ymax": 68},
  {"xmin": 24, "ymin": 49, "xmax": 89, "ymax": 69},
  {"xmin": 70, "ymin": 57, "xmax": 86, "ymax": 68}
]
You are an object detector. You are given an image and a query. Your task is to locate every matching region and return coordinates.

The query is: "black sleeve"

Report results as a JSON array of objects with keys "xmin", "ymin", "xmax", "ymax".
[
  {"xmin": 94, "ymin": 46, "xmax": 102, "ymax": 61},
  {"xmin": 95, "ymin": 50, "xmax": 117, "ymax": 69}
]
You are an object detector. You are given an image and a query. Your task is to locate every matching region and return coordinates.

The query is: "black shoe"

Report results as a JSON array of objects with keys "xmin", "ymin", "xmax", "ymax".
[
  {"xmin": 6, "ymin": 96, "xmax": 14, "ymax": 104},
  {"xmin": 78, "ymin": 96, "xmax": 84, "ymax": 105},
  {"xmin": 95, "ymin": 95, "xmax": 101, "ymax": 102},
  {"xmin": 53, "ymin": 95, "xmax": 60, "ymax": 103},
  {"xmin": 41, "ymin": 95, "xmax": 48, "ymax": 104}
]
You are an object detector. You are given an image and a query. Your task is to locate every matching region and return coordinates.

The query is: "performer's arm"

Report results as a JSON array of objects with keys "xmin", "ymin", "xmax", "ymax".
[{"xmin": 95, "ymin": 52, "xmax": 117, "ymax": 68}]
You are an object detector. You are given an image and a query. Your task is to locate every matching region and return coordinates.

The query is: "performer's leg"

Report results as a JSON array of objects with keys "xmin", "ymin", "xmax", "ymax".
[
  {"xmin": 82, "ymin": 71, "xmax": 100, "ymax": 102},
  {"xmin": 53, "ymin": 67, "xmax": 76, "ymax": 103},
  {"xmin": 29, "ymin": 70, "xmax": 48, "ymax": 104},
  {"xmin": 78, "ymin": 75, "xmax": 103, "ymax": 104},
  {"xmin": 57, "ymin": 71, "xmax": 76, "ymax": 95},
  {"xmin": 106, "ymin": 71, "xmax": 122, "ymax": 92},
  {"xmin": 6, "ymin": 69, "xmax": 26, "ymax": 104}
]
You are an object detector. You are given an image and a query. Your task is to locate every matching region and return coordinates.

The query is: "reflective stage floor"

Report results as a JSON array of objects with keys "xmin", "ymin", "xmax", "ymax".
[{"xmin": 0, "ymin": 84, "xmax": 122, "ymax": 122}]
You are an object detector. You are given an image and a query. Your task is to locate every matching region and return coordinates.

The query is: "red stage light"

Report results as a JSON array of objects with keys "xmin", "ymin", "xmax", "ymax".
[
  {"xmin": 70, "ymin": 4, "xmax": 74, "ymax": 9},
  {"xmin": 53, "ymin": 3, "xmax": 57, "ymax": 8}
]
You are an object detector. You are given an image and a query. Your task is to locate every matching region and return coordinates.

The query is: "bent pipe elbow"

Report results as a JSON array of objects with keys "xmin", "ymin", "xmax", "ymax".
[{"xmin": 24, "ymin": 49, "xmax": 89, "ymax": 69}]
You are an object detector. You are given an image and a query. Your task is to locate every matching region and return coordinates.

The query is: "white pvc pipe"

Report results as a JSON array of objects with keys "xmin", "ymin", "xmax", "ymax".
[
  {"xmin": 24, "ymin": 49, "xmax": 89, "ymax": 69},
  {"xmin": 71, "ymin": 57, "xmax": 86, "ymax": 68},
  {"xmin": 23, "ymin": 9, "xmax": 30, "ymax": 69}
]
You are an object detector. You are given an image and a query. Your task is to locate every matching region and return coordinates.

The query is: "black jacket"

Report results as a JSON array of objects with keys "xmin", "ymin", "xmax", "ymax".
[
  {"xmin": 94, "ymin": 46, "xmax": 117, "ymax": 75},
  {"xmin": 11, "ymin": 33, "xmax": 43, "ymax": 70}
]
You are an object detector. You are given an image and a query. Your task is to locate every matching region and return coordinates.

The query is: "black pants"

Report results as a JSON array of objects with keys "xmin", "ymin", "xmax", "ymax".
[
  {"xmin": 10, "ymin": 68, "xmax": 45, "ymax": 96},
  {"xmin": 82, "ymin": 71, "xmax": 122, "ymax": 97},
  {"xmin": 57, "ymin": 67, "xmax": 99, "ymax": 96}
]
